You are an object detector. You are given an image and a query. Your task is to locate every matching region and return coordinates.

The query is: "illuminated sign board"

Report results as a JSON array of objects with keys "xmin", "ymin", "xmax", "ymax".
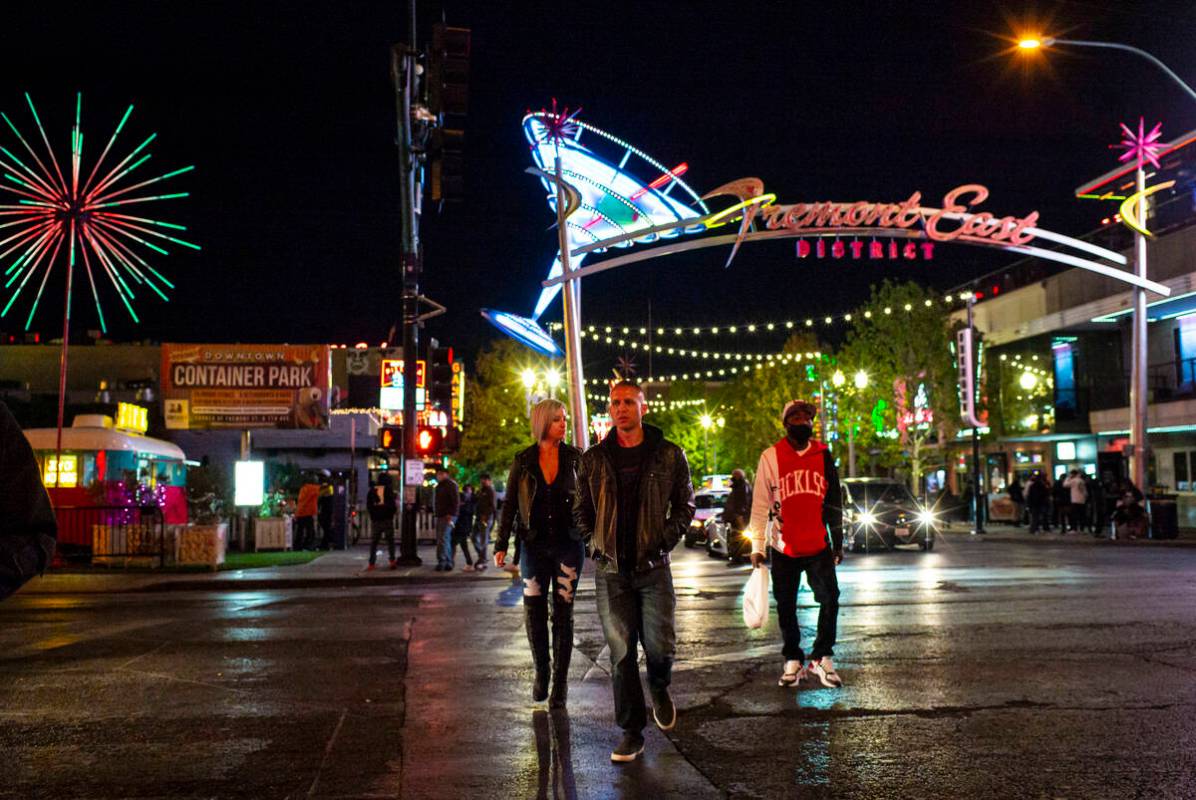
[
  {"xmin": 43, "ymin": 454, "xmax": 78, "ymax": 488},
  {"xmin": 451, "ymin": 361, "xmax": 465, "ymax": 426},
  {"xmin": 115, "ymin": 402, "xmax": 149, "ymax": 434},
  {"xmin": 379, "ymin": 359, "xmax": 426, "ymax": 411},
  {"xmin": 234, "ymin": 461, "xmax": 265, "ymax": 506}
]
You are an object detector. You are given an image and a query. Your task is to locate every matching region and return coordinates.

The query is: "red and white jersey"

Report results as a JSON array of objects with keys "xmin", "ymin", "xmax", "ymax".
[{"xmin": 749, "ymin": 438, "xmax": 832, "ymax": 557}]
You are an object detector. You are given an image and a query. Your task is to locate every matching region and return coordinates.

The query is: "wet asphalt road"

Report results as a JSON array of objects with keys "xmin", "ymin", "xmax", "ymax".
[{"xmin": 2, "ymin": 535, "xmax": 1195, "ymax": 799}]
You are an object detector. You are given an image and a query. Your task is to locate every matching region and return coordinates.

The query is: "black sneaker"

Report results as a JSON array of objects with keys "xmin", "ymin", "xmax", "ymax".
[
  {"xmin": 610, "ymin": 732, "xmax": 645, "ymax": 763},
  {"xmin": 651, "ymin": 691, "xmax": 676, "ymax": 731}
]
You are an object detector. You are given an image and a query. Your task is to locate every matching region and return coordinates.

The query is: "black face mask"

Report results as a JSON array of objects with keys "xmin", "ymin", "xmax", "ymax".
[{"xmin": 786, "ymin": 423, "xmax": 813, "ymax": 444}]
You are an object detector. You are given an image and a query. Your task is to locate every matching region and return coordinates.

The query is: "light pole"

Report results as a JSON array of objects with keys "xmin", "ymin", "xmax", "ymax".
[
  {"xmin": 848, "ymin": 370, "xmax": 869, "ymax": 478},
  {"xmin": 700, "ymin": 413, "xmax": 713, "ymax": 477},
  {"xmin": 1018, "ymin": 35, "xmax": 1196, "ymax": 490}
]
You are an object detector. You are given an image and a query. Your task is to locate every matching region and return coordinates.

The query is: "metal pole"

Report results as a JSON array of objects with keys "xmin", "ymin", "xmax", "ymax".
[
  {"xmin": 54, "ymin": 241, "xmax": 74, "ymax": 484},
  {"xmin": 553, "ymin": 151, "xmax": 589, "ymax": 449},
  {"xmin": 848, "ymin": 424, "xmax": 856, "ymax": 478},
  {"xmin": 1046, "ymin": 39, "xmax": 1196, "ymax": 105},
  {"xmin": 967, "ymin": 296, "xmax": 985, "ymax": 534},
  {"xmin": 393, "ymin": 9, "xmax": 423, "ymax": 565},
  {"xmin": 1130, "ymin": 165, "xmax": 1149, "ymax": 490}
]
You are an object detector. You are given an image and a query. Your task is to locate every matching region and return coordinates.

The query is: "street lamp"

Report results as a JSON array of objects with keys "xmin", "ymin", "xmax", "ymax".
[
  {"xmin": 1019, "ymin": 371, "xmax": 1038, "ymax": 391},
  {"xmin": 846, "ymin": 370, "xmax": 869, "ymax": 477},
  {"xmin": 546, "ymin": 369, "xmax": 562, "ymax": 393},
  {"xmin": 520, "ymin": 368, "xmax": 537, "ymax": 390},
  {"xmin": 853, "ymin": 370, "xmax": 869, "ymax": 391},
  {"xmin": 699, "ymin": 413, "xmax": 714, "ymax": 478},
  {"xmin": 1016, "ymin": 35, "xmax": 1196, "ymax": 490}
]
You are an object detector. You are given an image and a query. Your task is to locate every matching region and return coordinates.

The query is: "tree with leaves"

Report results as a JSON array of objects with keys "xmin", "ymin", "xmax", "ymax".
[
  {"xmin": 837, "ymin": 281, "xmax": 958, "ymax": 491},
  {"xmin": 456, "ymin": 339, "xmax": 565, "ymax": 483}
]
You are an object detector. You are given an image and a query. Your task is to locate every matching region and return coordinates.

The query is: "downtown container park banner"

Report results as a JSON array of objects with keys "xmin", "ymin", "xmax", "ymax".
[{"xmin": 161, "ymin": 344, "xmax": 332, "ymax": 430}]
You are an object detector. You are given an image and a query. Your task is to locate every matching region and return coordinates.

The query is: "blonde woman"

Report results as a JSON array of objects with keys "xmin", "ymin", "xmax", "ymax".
[{"xmin": 495, "ymin": 398, "xmax": 584, "ymax": 708}]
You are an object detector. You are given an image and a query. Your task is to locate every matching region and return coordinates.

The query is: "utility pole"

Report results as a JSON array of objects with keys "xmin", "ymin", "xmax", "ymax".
[
  {"xmin": 966, "ymin": 295, "xmax": 985, "ymax": 534},
  {"xmin": 393, "ymin": 1, "xmax": 423, "ymax": 566}
]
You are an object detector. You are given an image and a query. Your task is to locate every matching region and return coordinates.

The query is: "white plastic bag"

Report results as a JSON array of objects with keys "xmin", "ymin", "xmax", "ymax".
[{"xmin": 742, "ymin": 564, "xmax": 769, "ymax": 629}]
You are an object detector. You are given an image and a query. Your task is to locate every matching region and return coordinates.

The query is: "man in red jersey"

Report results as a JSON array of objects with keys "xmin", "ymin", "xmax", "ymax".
[{"xmin": 749, "ymin": 399, "xmax": 844, "ymax": 689}]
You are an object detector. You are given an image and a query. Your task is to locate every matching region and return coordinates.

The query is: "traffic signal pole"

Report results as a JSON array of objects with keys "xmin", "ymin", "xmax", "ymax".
[{"xmin": 392, "ymin": 10, "xmax": 422, "ymax": 566}]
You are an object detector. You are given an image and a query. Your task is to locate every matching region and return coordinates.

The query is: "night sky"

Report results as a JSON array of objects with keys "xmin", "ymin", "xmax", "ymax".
[{"xmin": 3, "ymin": 1, "xmax": 1195, "ymax": 366}]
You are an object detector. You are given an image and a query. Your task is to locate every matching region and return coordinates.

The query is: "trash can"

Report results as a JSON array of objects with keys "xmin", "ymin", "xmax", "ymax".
[{"xmin": 1147, "ymin": 493, "xmax": 1178, "ymax": 540}]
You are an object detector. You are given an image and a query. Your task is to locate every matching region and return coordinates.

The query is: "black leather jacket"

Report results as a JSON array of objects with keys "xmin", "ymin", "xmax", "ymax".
[
  {"xmin": 574, "ymin": 423, "xmax": 695, "ymax": 574},
  {"xmin": 495, "ymin": 442, "xmax": 582, "ymax": 554}
]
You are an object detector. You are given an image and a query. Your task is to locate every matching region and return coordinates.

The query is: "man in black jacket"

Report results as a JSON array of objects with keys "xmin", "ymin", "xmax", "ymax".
[
  {"xmin": 433, "ymin": 468, "xmax": 460, "ymax": 571},
  {"xmin": 575, "ymin": 380, "xmax": 695, "ymax": 763},
  {"xmin": 0, "ymin": 401, "xmax": 57, "ymax": 600},
  {"xmin": 365, "ymin": 473, "xmax": 398, "ymax": 570}
]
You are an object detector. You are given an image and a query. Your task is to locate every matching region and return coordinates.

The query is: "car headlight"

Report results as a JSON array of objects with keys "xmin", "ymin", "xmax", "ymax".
[
  {"xmin": 741, "ymin": 531, "xmax": 754, "ymax": 540},
  {"xmin": 858, "ymin": 511, "xmax": 877, "ymax": 526},
  {"xmin": 916, "ymin": 509, "xmax": 937, "ymax": 526}
]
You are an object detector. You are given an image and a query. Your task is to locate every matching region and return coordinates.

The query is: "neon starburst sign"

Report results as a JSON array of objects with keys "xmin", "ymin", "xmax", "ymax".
[
  {"xmin": 0, "ymin": 93, "xmax": 197, "ymax": 332},
  {"xmin": 1113, "ymin": 118, "xmax": 1164, "ymax": 169}
]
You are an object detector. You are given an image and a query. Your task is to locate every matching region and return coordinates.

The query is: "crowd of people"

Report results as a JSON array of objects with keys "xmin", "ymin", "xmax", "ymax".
[{"xmin": 1010, "ymin": 470, "xmax": 1147, "ymax": 538}]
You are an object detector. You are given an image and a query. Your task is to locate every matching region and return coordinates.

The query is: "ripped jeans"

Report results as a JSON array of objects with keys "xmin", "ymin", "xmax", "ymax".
[{"xmin": 520, "ymin": 538, "xmax": 585, "ymax": 607}]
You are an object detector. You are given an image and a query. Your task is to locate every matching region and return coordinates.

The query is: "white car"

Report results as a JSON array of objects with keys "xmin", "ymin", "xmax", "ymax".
[{"xmin": 683, "ymin": 488, "xmax": 729, "ymax": 547}]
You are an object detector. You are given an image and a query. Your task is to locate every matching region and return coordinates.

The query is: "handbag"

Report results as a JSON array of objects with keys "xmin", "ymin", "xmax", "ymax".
[{"xmin": 742, "ymin": 564, "xmax": 769, "ymax": 629}]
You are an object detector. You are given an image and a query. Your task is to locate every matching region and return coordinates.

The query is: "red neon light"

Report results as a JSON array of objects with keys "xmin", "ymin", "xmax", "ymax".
[{"xmin": 629, "ymin": 163, "xmax": 688, "ymax": 201}]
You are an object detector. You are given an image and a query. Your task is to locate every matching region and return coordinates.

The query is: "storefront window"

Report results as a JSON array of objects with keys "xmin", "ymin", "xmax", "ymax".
[
  {"xmin": 1053, "ymin": 343, "xmax": 1076, "ymax": 414},
  {"xmin": 1176, "ymin": 317, "xmax": 1196, "ymax": 384}
]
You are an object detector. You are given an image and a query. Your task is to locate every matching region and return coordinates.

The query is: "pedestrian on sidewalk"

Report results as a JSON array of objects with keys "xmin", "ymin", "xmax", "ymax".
[
  {"xmin": 1008, "ymin": 477, "xmax": 1025, "ymax": 527},
  {"xmin": 1063, "ymin": 469, "xmax": 1089, "ymax": 533},
  {"xmin": 576, "ymin": 380, "xmax": 694, "ymax": 763},
  {"xmin": 295, "ymin": 477, "xmax": 320, "ymax": 550},
  {"xmin": 1052, "ymin": 473, "xmax": 1070, "ymax": 531},
  {"xmin": 495, "ymin": 398, "xmax": 584, "ymax": 710},
  {"xmin": 749, "ymin": 399, "xmax": 845, "ymax": 692},
  {"xmin": 722, "ymin": 468, "xmax": 752, "ymax": 561},
  {"xmin": 365, "ymin": 473, "xmax": 397, "ymax": 570},
  {"xmin": 433, "ymin": 468, "xmax": 460, "ymax": 571},
  {"xmin": 473, "ymin": 474, "xmax": 496, "ymax": 571},
  {"xmin": 452, "ymin": 485, "xmax": 477, "ymax": 571},
  {"xmin": 0, "ymin": 400, "xmax": 57, "ymax": 601},
  {"xmin": 1026, "ymin": 472, "xmax": 1049, "ymax": 534},
  {"xmin": 317, "ymin": 482, "xmax": 335, "ymax": 549}
]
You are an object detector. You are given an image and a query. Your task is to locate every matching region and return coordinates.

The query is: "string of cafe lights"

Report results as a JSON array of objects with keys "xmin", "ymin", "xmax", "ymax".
[
  {"xmin": 586, "ymin": 394, "xmax": 708, "ymax": 410},
  {"xmin": 578, "ymin": 328, "xmax": 823, "ymax": 363},
  {"xmin": 583, "ymin": 354, "xmax": 828, "ymax": 386},
  {"xmin": 550, "ymin": 292, "xmax": 973, "ymax": 339}
]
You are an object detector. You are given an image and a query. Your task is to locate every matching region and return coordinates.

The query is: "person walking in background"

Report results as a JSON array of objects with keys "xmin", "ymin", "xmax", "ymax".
[
  {"xmin": 1063, "ymin": 469, "xmax": 1089, "ymax": 534},
  {"xmin": 1026, "ymin": 472, "xmax": 1050, "ymax": 534},
  {"xmin": 1007, "ymin": 476, "xmax": 1025, "ymax": 527},
  {"xmin": 722, "ymin": 468, "xmax": 752, "ymax": 561},
  {"xmin": 473, "ymin": 473, "xmax": 496, "ymax": 571},
  {"xmin": 295, "ymin": 477, "xmax": 320, "ymax": 550},
  {"xmin": 0, "ymin": 400, "xmax": 57, "ymax": 601},
  {"xmin": 749, "ymin": 399, "xmax": 845, "ymax": 691},
  {"xmin": 453, "ymin": 485, "xmax": 477, "ymax": 571},
  {"xmin": 317, "ymin": 482, "xmax": 335, "ymax": 549},
  {"xmin": 576, "ymin": 380, "xmax": 694, "ymax": 763},
  {"xmin": 1051, "ymin": 474, "xmax": 1069, "ymax": 531},
  {"xmin": 495, "ymin": 399, "xmax": 584, "ymax": 709},
  {"xmin": 433, "ymin": 467, "xmax": 460, "ymax": 572},
  {"xmin": 365, "ymin": 473, "xmax": 397, "ymax": 570}
]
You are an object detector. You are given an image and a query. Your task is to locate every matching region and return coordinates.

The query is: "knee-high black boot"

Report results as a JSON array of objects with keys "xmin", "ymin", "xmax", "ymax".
[
  {"xmin": 548, "ymin": 603, "xmax": 574, "ymax": 709},
  {"xmin": 525, "ymin": 598, "xmax": 551, "ymax": 702}
]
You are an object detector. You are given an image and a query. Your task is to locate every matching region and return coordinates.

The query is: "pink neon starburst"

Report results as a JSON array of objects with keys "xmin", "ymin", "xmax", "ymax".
[
  {"xmin": 532, "ymin": 98, "xmax": 582, "ymax": 145},
  {"xmin": 1112, "ymin": 118, "xmax": 1164, "ymax": 170}
]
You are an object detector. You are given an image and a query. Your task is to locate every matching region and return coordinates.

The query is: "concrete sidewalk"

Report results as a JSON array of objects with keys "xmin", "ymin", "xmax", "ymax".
[
  {"xmin": 939, "ymin": 521, "xmax": 1196, "ymax": 546},
  {"xmin": 20, "ymin": 546, "xmax": 520, "ymax": 594}
]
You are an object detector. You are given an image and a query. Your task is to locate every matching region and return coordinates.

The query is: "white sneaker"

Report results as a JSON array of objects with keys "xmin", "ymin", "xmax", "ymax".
[
  {"xmin": 808, "ymin": 656, "xmax": 843, "ymax": 688},
  {"xmin": 778, "ymin": 659, "xmax": 805, "ymax": 687}
]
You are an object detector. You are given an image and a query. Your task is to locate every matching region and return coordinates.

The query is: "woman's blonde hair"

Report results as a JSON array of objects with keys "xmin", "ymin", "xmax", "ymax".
[{"xmin": 530, "ymin": 398, "xmax": 567, "ymax": 442}]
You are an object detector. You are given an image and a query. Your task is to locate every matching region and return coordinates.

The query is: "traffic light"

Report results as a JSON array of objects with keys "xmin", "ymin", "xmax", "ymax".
[
  {"xmin": 429, "ymin": 344, "xmax": 454, "ymax": 407},
  {"xmin": 379, "ymin": 425, "xmax": 402, "ymax": 450},
  {"xmin": 415, "ymin": 426, "xmax": 443, "ymax": 455},
  {"xmin": 427, "ymin": 23, "xmax": 470, "ymax": 202}
]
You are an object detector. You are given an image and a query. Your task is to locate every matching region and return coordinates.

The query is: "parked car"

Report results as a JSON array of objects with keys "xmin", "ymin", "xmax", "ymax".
[
  {"xmin": 704, "ymin": 516, "xmax": 754, "ymax": 562},
  {"xmin": 842, "ymin": 478, "xmax": 938, "ymax": 552},
  {"xmin": 684, "ymin": 487, "xmax": 729, "ymax": 548}
]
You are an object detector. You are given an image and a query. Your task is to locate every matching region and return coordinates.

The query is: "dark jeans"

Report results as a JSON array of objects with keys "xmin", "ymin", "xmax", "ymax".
[
  {"xmin": 595, "ymin": 566, "xmax": 676, "ymax": 734},
  {"xmin": 521, "ymin": 538, "xmax": 584, "ymax": 604},
  {"xmin": 1028, "ymin": 506, "xmax": 1049, "ymax": 533},
  {"xmin": 368, "ymin": 519, "xmax": 395, "ymax": 565},
  {"xmin": 771, "ymin": 547, "xmax": 839, "ymax": 663},
  {"xmin": 1069, "ymin": 503, "xmax": 1087, "ymax": 532},
  {"xmin": 294, "ymin": 516, "xmax": 316, "ymax": 550}
]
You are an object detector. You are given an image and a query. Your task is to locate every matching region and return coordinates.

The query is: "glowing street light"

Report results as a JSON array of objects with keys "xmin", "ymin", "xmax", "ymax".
[
  {"xmin": 546, "ymin": 369, "xmax": 562, "ymax": 390},
  {"xmin": 853, "ymin": 370, "xmax": 869, "ymax": 390},
  {"xmin": 699, "ymin": 413, "xmax": 714, "ymax": 430},
  {"xmin": 831, "ymin": 370, "xmax": 846, "ymax": 388},
  {"xmin": 1019, "ymin": 371, "xmax": 1038, "ymax": 390},
  {"xmin": 1014, "ymin": 34, "xmax": 1196, "ymax": 488},
  {"xmin": 521, "ymin": 368, "xmax": 537, "ymax": 389}
]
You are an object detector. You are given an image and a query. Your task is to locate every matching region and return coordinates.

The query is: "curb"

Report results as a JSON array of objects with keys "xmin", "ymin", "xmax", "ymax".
[{"xmin": 940, "ymin": 530, "xmax": 1196, "ymax": 548}]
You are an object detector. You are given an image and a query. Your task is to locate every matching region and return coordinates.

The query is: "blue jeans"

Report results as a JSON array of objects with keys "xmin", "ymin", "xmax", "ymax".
[
  {"xmin": 435, "ymin": 517, "xmax": 455, "ymax": 568},
  {"xmin": 595, "ymin": 566, "xmax": 676, "ymax": 734},
  {"xmin": 474, "ymin": 515, "xmax": 494, "ymax": 564}
]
